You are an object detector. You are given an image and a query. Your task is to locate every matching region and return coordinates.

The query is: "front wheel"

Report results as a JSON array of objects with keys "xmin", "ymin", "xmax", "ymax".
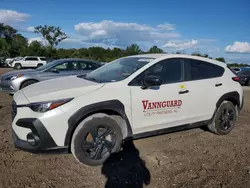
[
  {"xmin": 70, "ymin": 113, "xmax": 123, "ymax": 166},
  {"xmin": 208, "ymin": 101, "xmax": 237, "ymax": 135},
  {"xmin": 20, "ymin": 80, "xmax": 38, "ymax": 89}
]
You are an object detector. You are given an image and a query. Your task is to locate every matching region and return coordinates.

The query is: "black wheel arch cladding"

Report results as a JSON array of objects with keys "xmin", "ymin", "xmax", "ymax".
[
  {"xmin": 216, "ymin": 91, "xmax": 240, "ymax": 108},
  {"xmin": 65, "ymin": 100, "xmax": 133, "ymax": 147},
  {"xmin": 20, "ymin": 79, "xmax": 39, "ymax": 89},
  {"xmin": 15, "ymin": 118, "xmax": 59, "ymax": 151},
  {"xmin": 211, "ymin": 91, "xmax": 241, "ymax": 121}
]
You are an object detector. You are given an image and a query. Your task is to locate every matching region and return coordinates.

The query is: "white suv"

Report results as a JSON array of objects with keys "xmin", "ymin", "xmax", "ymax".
[
  {"xmin": 12, "ymin": 56, "xmax": 47, "ymax": 69},
  {"xmin": 11, "ymin": 54, "xmax": 244, "ymax": 166}
]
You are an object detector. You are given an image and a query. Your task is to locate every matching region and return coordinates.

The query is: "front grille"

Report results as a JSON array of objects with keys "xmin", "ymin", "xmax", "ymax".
[{"xmin": 11, "ymin": 100, "xmax": 17, "ymax": 121}]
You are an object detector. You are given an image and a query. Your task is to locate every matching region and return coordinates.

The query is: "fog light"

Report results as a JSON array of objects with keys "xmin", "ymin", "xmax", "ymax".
[{"xmin": 27, "ymin": 132, "xmax": 40, "ymax": 146}]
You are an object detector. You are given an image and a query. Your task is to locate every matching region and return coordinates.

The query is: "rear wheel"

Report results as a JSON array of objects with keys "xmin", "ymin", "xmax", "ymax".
[
  {"xmin": 247, "ymin": 80, "xmax": 250, "ymax": 86},
  {"xmin": 20, "ymin": 80, "xmax": 38, "ymax": 89},
  {"xmin": 37, "ymin": 63, "xmax": 43, "ymax": 68},
  {"xmin": 71, "ymin": 113, "xmax": 123, "ymax": 166},
  {"xmin": 208, "ymin": 101, "xmax": 237, "ymax": 135},
  {"xmin": 14, "ymin": 63, "xmax": 22, "ymax": 70}
]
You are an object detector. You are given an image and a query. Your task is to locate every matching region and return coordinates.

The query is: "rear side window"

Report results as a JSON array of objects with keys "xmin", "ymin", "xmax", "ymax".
[
  {"xmin": 78, "ymin": 61, "xmax": 101, "ymax": 70},
  {"xmin": 185, "ymin": 59, "xmax": 225, "ymax": 81},
  {"xmin": 25, "ymin": 57, "xmax": 38, "ymax": 61},
  {"xmin": 40, "ymin": 57, "xmax": 46, "ymax": 61}
]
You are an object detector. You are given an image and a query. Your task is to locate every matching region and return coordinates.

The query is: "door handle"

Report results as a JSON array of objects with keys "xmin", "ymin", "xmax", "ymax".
[
  {"xmin": 179, "ymin": 90, "xmax": 189, "ymax": 94},
  {"xmin": 215, "ymin": 83, "xmax": 222, "ymax": 87}
]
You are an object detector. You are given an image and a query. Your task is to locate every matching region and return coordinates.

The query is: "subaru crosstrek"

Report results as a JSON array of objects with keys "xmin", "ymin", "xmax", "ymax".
[{"xmin": 11, "ymin": 54, "xmax": 244, "ymax": 166}]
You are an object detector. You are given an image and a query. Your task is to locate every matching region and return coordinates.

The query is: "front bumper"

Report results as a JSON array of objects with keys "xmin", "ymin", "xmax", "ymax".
[
  {"xmin": 0, "ymin": 82, "xmax": 15, "ymax": 93},
  {"xmin": 12, "ymin": 118, "xmax": 69, "ymax": 154}
]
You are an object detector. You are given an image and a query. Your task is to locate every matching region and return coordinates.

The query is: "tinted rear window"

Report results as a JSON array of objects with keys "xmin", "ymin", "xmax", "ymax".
[
  {"xmin": 186, "ymin": 59, "xmax": 225, "ymax": 80},
  {"xmin": 26, "ymin": 57, "xmax": 38, "ymax": 61}
]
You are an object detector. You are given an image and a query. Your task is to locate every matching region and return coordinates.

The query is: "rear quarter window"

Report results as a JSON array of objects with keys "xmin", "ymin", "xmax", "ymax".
[
  {"xmin": 25, "ymin": 57, "xmax": 39, "ymax": 61},
  {"xmin": 185, "ymin": 59, "xmax": 225, "ymax": 81}
]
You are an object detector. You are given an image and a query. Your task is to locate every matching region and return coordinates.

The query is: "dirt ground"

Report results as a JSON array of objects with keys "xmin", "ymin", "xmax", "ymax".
[{"xmin": 0, "ymin": 68, "xmax": 250, "ymax": 188}]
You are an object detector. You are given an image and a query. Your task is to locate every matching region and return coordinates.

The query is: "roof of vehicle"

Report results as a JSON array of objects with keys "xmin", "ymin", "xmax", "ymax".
[
  {"xmin": 240, "ymin": 67, "xmax": 250, "ymax": 70},
  {"xmin": 55, "ymin": 58, "xmax": 102, "ymax": 64},
  {"xmin": 128, "ymin": 53, "xmax": 167, "ymax": 59},
  {"xmin": 24, "ymin": 56, "xmax": 46, "ymax": 58},
  {"xmin": 60, "ymin": 58, "xmax": 100, "ymax": 63},
  {"xmin": 127, "ymin": 53, "xmax": 227, "ymax": 67}
]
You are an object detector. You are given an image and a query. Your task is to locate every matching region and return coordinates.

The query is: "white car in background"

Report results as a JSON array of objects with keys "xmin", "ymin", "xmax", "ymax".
[
  {"xmin": 11, "ymin": 56, "xmax": 47, "ymax": 69},
  {"xmin": 11, "ymin": 54, "xmax": 244, "ymax": 166},
  {"xmin": 5, "ymin": 57, "xmax": 23, "ymax": 67}
]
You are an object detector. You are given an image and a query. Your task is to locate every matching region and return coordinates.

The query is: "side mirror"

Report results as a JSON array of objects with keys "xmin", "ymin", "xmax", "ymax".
[
  {"xmin": 141, "ymin": 75, "xmax": 162, "ymax": 89},
  {"xmin": 51, "ymin": 68, "xmax": 59, "ymax": 73}
]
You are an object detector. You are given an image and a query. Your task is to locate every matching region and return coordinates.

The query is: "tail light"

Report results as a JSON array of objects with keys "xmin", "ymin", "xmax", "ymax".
[{"xmin": 232, "ymin": 76, "xmax": 240, "ymax": 82}]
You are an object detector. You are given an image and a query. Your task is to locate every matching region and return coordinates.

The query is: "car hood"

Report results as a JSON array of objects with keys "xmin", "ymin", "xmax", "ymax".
[
  {"xmin": 1, "ymin": 69, "xmax": 37, "ymax": 80},
  {"xmin": 20, "ymin": 75, "xmax": 104, "ymax": 103}
]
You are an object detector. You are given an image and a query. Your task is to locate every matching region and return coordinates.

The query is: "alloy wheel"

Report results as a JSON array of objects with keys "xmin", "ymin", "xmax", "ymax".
[
  {"xmin": 219, "ymin": 106, "xmax": 236, "ymax": 131},
  {"xmin": 81, "ymin": 125, "xmax": 116, "ymax": 160}
]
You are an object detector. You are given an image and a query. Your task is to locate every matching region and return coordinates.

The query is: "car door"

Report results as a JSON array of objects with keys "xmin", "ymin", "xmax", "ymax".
[
  {"xmin": 129, "ymin": 58, "xmax": 189, "ymax": 134},
  {"xmin": 22, "ymin": 57, "xmax": 31, "ymax": 67},
  {"xmin": 41, "ymin": 60, "xmax": 79, "ymax": 80},
  {"xmin": 27, "ymin": 57, "xmax": 39, "ymax": 67},
  {"xmin": 180, "ymin": 58, "xmax": 226, "ymax": 122}
]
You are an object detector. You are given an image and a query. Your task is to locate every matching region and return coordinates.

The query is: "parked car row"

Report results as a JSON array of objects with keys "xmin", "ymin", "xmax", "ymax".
[
  {"xmin": 0, "ymin": 58, "xmax": 103, "ymax": 94},
  {"xmin": 237, "ymin": 68, "xmax": 250, "ymax": 86},
  {"xmin": 230, "ymin": 67, "xmax": 250, "ymax": 86},
  {"xmin": 7, "ymin": 54, "xmax": 244, "ymax": 166},
  {"xmin": 231, "ymin": 67, "xmax": 250, "ymax": 74}
]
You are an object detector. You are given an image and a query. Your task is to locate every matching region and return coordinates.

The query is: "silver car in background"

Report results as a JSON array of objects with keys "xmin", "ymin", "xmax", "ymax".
[{"xmin": 0, "ymin": 58, "xmax": 103, "ymax": 94}]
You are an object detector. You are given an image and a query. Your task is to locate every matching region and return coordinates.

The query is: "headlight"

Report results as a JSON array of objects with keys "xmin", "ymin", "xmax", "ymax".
[
  {"xmin": 28, "ymin": 98, "xmax": 74, "ymax": 113},
  {"xmin": 10, "ymin": 74, "xmax": 23, "ymax": 81}
]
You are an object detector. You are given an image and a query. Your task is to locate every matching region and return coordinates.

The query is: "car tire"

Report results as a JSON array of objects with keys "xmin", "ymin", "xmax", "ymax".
[
  {"xmin": 247, "ymin": 80, "xmax": 250, "ymax": 86},
  {"xmin": 208, "ymin": 101, "xmax": 237, "ymax": 135},
  {"xmin": 20, "ymin": 80, "xmax": 38, "ymax": 89},
  {"xmin": 37, "ymin": 63, "xmax": 43, "ymax": 68},
  {"xmin": 14, "ymin": 63, "xmax": 22, "ymax": 70},
  {"xmin": 71, "ymin": 113, "xmax": 123, "ymax": 166}
]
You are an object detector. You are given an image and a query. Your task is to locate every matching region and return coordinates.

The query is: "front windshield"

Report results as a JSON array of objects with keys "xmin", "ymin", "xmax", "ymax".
[
  {"xmin": 84, "ymin": 57, "xmax": 155, "ymax": 83},
  {"xmin": 35, "ymin": 60, "xmax": 60, "ymax": 71}
]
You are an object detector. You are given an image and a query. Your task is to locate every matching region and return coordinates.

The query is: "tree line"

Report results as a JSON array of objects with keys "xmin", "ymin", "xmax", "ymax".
[{"xmin": 0, "ymin": 23, "xmax": 249, "ymax": 67}]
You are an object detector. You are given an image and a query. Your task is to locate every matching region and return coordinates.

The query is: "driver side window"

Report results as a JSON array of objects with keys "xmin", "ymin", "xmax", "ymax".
[{"xmin": 129, "ymin": 58, "xmax": 183, "ymax": 86}]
